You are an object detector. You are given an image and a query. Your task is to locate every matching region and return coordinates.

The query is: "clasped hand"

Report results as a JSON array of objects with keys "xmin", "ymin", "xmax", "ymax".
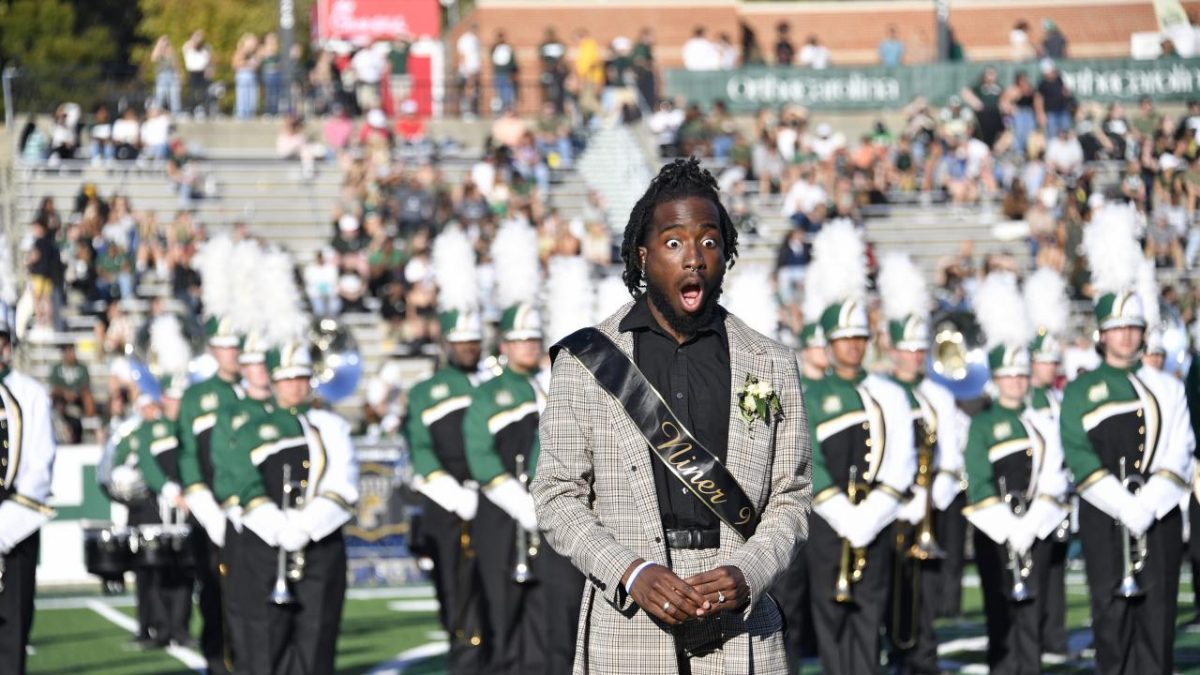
[{"xmin": 623, "ymin": 561, "xmax": 749, "ymax": 626}]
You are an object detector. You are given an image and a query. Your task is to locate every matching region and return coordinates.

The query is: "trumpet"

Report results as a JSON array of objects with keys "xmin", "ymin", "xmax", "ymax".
[
  {"xmin": 512, "ymin": 454, "xmax": 540, "ymax": 585},
  {"xmin": 834, "ymin": 465, "xmax": 869, "ymax": 604},
  {"xmin": 0, "ymin": 553, "xmax": 6, "ymax": 594},
  {"xmin": 1114, "ymin": 457, "xmax": 1148, "ymax": 599},
  {"xmin": 998, "ymin": 477, "xmax": 1034, "ymax": 603},
  {"xmin": 908, "ymin": 422, "xmax": 945, "ymax": 561},
  {"xmin": 270, "ymin": 464, "xmax": 307, "ymax": 606},
  {"xmin": 892, "ymin": 422, "xmax": 944, "ymax": 650}
]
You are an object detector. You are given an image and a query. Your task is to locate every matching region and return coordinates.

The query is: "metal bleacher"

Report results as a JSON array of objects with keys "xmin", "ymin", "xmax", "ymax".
[{"xmin": 13, "ymin": 119, "xmax": 595, "ymax": 429}]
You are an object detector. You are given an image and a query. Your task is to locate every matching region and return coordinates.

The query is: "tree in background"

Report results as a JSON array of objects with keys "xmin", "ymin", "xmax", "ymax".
[
  {"xmin": 136, "ymin": 0, "xmax": 312, "ymax": 114},
  {"xmin": 0, "ymin": 0, "xmax": 116, "ymax": 115}
]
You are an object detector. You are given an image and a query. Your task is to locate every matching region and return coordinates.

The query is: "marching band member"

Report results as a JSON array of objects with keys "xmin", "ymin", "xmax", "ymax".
[
  {"xmin": 804, "ymin": 222, "xmax": 915, "ymax": 675},
  {"xmin": 879, "ymin": 252, "xmax": 966, "ymax": 673},
  {"xmin": 406, "ymin": 308, "xmax": 487, "ymax": 672},
  {"xmin": 403, "ymin": 226, "xmax": 489, "ymax": 671},
  {"xmin": 177, "ymin": 235, "xmax": 250, "ymax": 674},
  {"xmin": 464, "ymin": 303, "xmax": 582, "ymax": 674},
  {"xmin": 964, "ymin": 272, "xmax": 1069, "ymax": 672},
  {"xmin": 0, "ymin": 305, "xmax": 57, "ymax": 671},
  {"xmin": 1061, "ymin": 205, "xmax": 1194, "ymax": 673},
  {"xmin": 222, "ymin": 340, "xmax": 359, "ymax": 674},
  {"xmin": 1023, "ymin": 268, "xmax": 1072, "ymax": 660}
]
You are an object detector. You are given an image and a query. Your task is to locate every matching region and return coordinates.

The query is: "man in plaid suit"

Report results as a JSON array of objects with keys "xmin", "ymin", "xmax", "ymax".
[{"xmin": 533, "ymin": 159, "xmax": 811, "ymax": 674}]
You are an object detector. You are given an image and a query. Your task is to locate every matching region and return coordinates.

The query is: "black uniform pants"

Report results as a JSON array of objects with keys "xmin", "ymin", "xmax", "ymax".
[
  {"xmin": 887, "ymin": 522, "xmax": 941, "ymax": 675},
  {"xmin": 1188, "ymin": 494, "xmax": 1200, "ymax": 613},
  {"xmin": 418, "ymin": 496, "xmax": 489, "ymax": 673},
  {"xmin": 220, "ymin": 521, "xmax": 243, "ymax": 673},
  {"xmin": 976, "ymin": 530, "xmax": 1052, "ymax": 674},
  {"xmin": 0, "ymin": 532, "xmax": 38, "ymax": 675},
  {"xmin": 934, "ymin": 493, "xmax": 968, "ymax": 618},
  {"xmin": 807, "ymin": 513, "xmax": 894, "ymax": 675},
  {"xmin": 128, "ymin": 497, "xmax": 193, "ymax": 644},
  {"xmin": 773, "ymin": 538, "xmax": 814, "ymax": 671},
  {"xmin": 1079, "ymin": 502, "xmax": 1182, "ymax": 675},
  {"xmin": 474, "ymin": 500, "xmax": 583, "ymax": 675},
  {"xmin": 227, "ymin": 529, "xmax": 347, "ymax": 675},
  {"xmin": 1039, "ymin": 526, "xmax": 1070, "ymax": 654},
  {"xmin": 191, "ymin": 513, "xmax": 229, "ymax": 674}
]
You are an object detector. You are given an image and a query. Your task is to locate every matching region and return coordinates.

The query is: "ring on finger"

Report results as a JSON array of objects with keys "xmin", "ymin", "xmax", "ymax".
[
  {"xmin": 717, "ymin": 590, "xmax": 726, "ymax": 604},
  {"xmin": 663, "ymin": 601, "xmax": 671, "ymax": 612}
]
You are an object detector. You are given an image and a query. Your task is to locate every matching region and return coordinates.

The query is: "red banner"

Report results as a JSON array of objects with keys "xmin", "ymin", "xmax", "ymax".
[{"xmin": 315, "ymin": 0, "xmax": 441, "ymax": 42}]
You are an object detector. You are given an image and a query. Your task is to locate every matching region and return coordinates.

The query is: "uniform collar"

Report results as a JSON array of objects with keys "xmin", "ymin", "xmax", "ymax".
[{"xmin": 833, "ymin": 368, "xmax": 867, "ymax": 385}]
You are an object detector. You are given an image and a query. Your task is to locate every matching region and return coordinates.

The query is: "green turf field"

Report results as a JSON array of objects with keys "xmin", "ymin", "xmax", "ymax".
[{"xmin": 24, "ymin": 568, "xmax": 1200, "ymax": 673}]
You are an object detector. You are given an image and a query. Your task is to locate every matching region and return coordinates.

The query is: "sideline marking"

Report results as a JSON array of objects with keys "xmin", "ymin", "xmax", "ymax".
[
  {"xmin": 85, "ymin": 599, "xmax": 207, "ymax": 671},
  {"xmin": 365, "ymin": 641, "xmax": 450, "ymax": 674}
]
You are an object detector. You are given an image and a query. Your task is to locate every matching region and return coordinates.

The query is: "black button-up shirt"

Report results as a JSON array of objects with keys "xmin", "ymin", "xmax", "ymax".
[{"xmin": 619, "ymin": 295, "xmax": 731, "ymax": 530}]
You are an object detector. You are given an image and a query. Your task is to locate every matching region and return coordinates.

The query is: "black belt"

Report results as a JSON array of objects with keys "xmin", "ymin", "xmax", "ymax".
[{"xmin": 665, "ymin": 528, "xmax": 720, "ymax": 550}]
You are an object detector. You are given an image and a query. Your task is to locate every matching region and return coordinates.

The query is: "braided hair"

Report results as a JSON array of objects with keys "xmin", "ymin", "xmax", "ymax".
[{"xmin": 620, "ymin": 157, "xmax": 738, "ymax": 297}]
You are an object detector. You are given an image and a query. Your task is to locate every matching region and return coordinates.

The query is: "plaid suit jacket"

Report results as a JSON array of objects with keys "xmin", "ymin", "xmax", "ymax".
[{"xmin": 533, "ymin": 302, "xmax": 812, "ymax": 674}]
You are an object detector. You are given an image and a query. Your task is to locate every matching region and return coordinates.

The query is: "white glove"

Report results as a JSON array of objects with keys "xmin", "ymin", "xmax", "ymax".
[
  {"xmin": 1007, "ymin": 521, "xmax": 1036, "ymax": 556},
  {"xmin": 455, "ymin": 486, "xmax": 479, "ymax": 522},
  {"xmin": 160, "ymin": 481, "xmax": 182, "ymax": 503},
  {"xmin": 241, "ymin": 502, "xmax": 287, "ymax": 547},
  {"xmin": 1119, "ymin": 499, "xmax": 1155, "ymax": 538},
  {"xmin": 931, "ymin": 472, "xmax": 962, "ymax": 510},
  {"xmin": 813, "ymin": 492, "xmax": 855, "ymax": 538},
  {"xmin": 278, "ymin": 522, "xmax": 311, "ymax": 553},
  {"xmin": 851, "ymin": 490, "xmax": 901, "ymax": 543},
  {"xmin": 965, "ymin": 501, "xmax": 1017, "ymax": 545},
  {"xmin": 110, "ymin": 465, "xmax": 147, "ymax": 501},
  {"xmin": 1079, "ymin": 474, "xmax": 1137, "ymax": 521},
  {"xmin": 1136, "ymin": 475, "xmax": 1189, "ymax": 520},
  {"xmin": 844, "ymin": 516, "xmax": 876, "ymax": 549},
  {"xmin": 1024, "ymin": 497, "xmax": 1069, "ymax": 541},
  {"xmin": 483, "ymin": 476, "xmax": 538, "ymax": 531},
  {"xmin": 898, "ymin": 487, "xmax": 927, "ymax": 525},
  {"xmin": 184, "ymin": 488, "xmax": 227, "ymax": 547},
  {"xmin": 225, "ymin": 505, "xmax": 244, "ymax": 533}
]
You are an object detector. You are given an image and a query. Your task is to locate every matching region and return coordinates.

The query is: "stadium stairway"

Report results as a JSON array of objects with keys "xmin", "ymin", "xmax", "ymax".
[
  {"xmin": 13, "ymin": 120, "xmax": 593, "ymax": 432},
  {"xmin": 576, "ymin": 124, "xmax": 655, "ymax": 235}
]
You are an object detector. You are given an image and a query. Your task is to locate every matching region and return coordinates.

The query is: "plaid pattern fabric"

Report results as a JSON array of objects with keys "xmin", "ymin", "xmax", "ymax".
[{"xmin": 533, "ymin": 302, "xmax": 812, "ymax": 674}]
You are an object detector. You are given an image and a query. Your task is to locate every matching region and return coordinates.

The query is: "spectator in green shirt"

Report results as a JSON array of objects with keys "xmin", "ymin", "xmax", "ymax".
[{"xmin": 49, "ymin": 343, "xmax": 95, "ymax": 442}]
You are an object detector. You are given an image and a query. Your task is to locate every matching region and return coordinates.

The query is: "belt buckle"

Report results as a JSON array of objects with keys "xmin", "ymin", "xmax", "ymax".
[{"xmin": 687, "ymin": 529, "xmax": 700, "ymax": 548}]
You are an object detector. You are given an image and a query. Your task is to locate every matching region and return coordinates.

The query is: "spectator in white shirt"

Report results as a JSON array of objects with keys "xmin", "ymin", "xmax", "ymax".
[
  {"xmin": 111, "ymin": 108, "xmax": 141, "ymax": 160},
  {"xmin": 457, "ymin": 24, "xmax": 483, "ymax": 116},
  {"xmin": 810, "ymin": 123, "xmax": 845, "ymax": 162},
  {"xmin": 140, "ymin": 106, "xmax": 172, "ymax": 160},
  {"xmin": 781, "ymin": 165, "xmax": 828, "ymax": 226},
  {"xmin": 304, "ymin": 248, "xmax": 341, "ymax": 317},
  {"xmin": 799, "ymin": 35, "xmax": 830, "ymax": 69},
  {"xmin": 1045, "ymin": 127, "xmax": 1084, "ymax": 176},
  {"xmin": 89, "ymin": 104, "xmax": 114, "ymax": 164},
  {"xmin": 352, "ymin": 43, "xmax": 388, "ymax": 111},
  {"xmin": 648, "ymin": 99, "xmax": 685, "ymax": 156},
  {"xmin": 717, "ymin": 32, "xmax": 739, "ymax": 70},
  {"xmin": 682, "ymin": 27, "xmax": 721, "ymax": 71},
  {"xmin": 182, "ymin": 30, "xmax": 213, "ymax": 116}
]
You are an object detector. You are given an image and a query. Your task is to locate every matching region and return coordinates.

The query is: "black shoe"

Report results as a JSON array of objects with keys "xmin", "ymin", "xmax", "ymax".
[
  {"xmin": 170, "ymin": 636, "xmax": 200, "ymax": 650},
  {"xmin": 126, "ymin": 636, "xmax": 160, "ymax": 651}
]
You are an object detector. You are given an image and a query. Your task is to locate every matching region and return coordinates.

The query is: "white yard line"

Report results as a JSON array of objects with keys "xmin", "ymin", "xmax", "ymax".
[
  {"xmin": 39, "ymin": 585, "xmax": 434, "ymax": 611},
  {"xmin": 386, "ymin": 599, "xmax": 441, "ymax": 612},
  {"xmin": 365, "ymin": 641, "xmax": 450, "ymax": 674},
  {"xmin": 85, "ymin": 600, "xmax": 207, "ymax": 671}
]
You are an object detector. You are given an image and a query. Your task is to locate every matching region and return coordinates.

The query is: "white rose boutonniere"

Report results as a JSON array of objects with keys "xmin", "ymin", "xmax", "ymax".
[{"xmin": 736, "ymin": 373, "xmax": 783, "ymax": 427}]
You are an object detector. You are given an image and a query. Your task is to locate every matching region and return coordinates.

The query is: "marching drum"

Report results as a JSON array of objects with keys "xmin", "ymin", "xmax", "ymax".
[
  {"xmin": 83, "ymin": 522, "xmax": 134, "ymax": 578},
  {"xmin": 132, "ymin": 525, "xmax": 173, "ymax": 567}
]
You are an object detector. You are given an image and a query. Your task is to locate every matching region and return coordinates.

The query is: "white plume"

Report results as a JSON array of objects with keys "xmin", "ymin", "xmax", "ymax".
[
  {"xmin": 256, "ymin": 247, "xmax": 308, "ymax": 348},
  {"xmin": 975, "ymin": 272, "xmax": 1032, "ymax": 350},
  {"xmin": 1136, "ymin": 258, "xmax": 1161, "ymax": 329},
  {"xmin": 149, "ymin": 314, "xmax": 192, "ymax": 377},
  {"xmin": 724, "ymin": 265, "xmax": 778, "ymax": 337},
  {"xmin": 194, "ymin": 235, "xmax": 236, "ymax": 319},
  {"xmin": 1023, "ymin": 267, "xmax": 1069, "ymax": 337},
  {"xmin": 545, "ymin": 256, "xmax": 594, "ymax": 344},
  {"xmin": 1082, "ymin": 203, "xmax": 1144, "ymax": 296},
  {"xmin": 877, "ymin": 253, "xmax": 929, "ymax": 322},
  {"xmin": 0, "ymin": 233, "xmax": 17, "ymax": 305},
  {"xmin": 807, "ymin": 220, "xmax": 868, "ymax": 309},
  {"xmin": 594, "ymin": 274, "xmax": 630, "ymax": 322},
  {"xmin": 491, "ymin": 219, "xmax": 541, "ymax": 308},
  {"xmin": 432, "ymin": 225, "xmax": 479, "ymax": 311},
  {"xmin": 226, "ymin": 239, "xmax": 266, "ymax": 337}
]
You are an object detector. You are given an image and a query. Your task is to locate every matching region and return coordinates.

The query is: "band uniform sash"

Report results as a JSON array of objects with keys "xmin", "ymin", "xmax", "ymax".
[{"xmin": 552, "ymin": 328, "xmax": 759, "ymax": 540}]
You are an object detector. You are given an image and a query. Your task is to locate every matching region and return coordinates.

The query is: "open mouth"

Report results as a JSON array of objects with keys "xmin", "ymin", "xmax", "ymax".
[{"xmin": 679, "ymin": 279, "xmax": 705, "ymax": 313}]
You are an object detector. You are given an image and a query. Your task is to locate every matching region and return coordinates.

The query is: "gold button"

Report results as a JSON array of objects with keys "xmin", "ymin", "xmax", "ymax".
[
  {"xmin": 1137, "ymin": 444, "xmax": 1144, "ymax": 452},
  {"xmin": 302, "ymin": 460, "xmax": 310, "ymax": 469},
  {"xmin": 1026, "ymin": 449, "xmax": 1033, "ymax": 457},
  {"xmin": 862, "ymin": 423, "xmax": 870, "ymax": 430},
  {"xmin": 470, "ymin": 636, "xmax": 482, "ymax": 646},
  {"xmin": 1134, "ymin": 460, "xmax": 1141, "ymax": 469},
  {"xmin": 865, "ymin": 439, "xmax": 872, "ymax": 447},
  {"xmin": 1138, "ymin": 427, "xmax": 1145, "ymax": 435},
  {"xmin": 1136, "ymin": 410, "xmax": 1143, "ymax": 418},
  {"xmin": 300, "ymin": 480, "xmax": 308, "ymax": 488}
]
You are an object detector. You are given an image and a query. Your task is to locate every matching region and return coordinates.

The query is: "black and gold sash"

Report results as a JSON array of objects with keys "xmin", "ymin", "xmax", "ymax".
[{"xmin": 552, "ymin": 328, "xmax": 759, "ymax": 540}]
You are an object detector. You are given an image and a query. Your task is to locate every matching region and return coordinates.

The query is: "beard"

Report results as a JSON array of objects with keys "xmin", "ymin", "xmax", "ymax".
[{"xmin": 646, "ymin": 281, "xmax": 723, "ymax": 337}]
